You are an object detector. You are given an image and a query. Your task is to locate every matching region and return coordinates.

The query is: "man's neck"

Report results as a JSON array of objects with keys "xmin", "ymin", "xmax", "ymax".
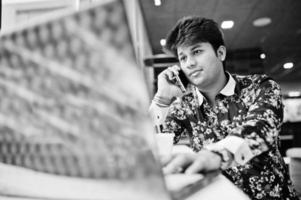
[{"xmin": 200, "ymin": 72, "xmax": 228, "ymax": 106}]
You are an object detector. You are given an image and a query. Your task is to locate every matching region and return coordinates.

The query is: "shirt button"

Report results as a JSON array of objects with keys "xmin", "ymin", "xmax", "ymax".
[{"xmin": 241, "ymin": 155, "xmax": 245, "ymax": 161}]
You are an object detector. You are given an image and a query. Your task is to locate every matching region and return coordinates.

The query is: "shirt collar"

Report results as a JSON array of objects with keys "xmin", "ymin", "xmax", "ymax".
[
  {"xmin": 220, "ymin": 72, "xmax": 236, "ymax": 96},
  {"xmin": 194, "ymin": 72, "xmax": 236, "ymax": 105}
]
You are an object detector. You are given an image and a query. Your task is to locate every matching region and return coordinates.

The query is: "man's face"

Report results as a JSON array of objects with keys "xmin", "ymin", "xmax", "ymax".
[{"xmin": 177, "ymin": 42, "xmax": 225, "ymax": 91}]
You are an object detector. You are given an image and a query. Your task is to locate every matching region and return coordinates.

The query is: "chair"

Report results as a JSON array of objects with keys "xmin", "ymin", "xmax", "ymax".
[{"xmin": 286, "ymin": 148, "xmax": 301, "ymax": 197}]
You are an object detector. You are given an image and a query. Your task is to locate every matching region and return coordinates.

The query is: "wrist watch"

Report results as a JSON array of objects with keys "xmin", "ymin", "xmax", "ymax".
[{"xmin": 211, "ymin": 148, "xmax": 234, "ymax": 170}]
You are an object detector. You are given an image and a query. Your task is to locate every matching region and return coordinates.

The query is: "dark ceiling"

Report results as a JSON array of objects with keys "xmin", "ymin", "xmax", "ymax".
[{"xmin": 139, "ymin": 0, "xmax": 301, "ymax": 84}]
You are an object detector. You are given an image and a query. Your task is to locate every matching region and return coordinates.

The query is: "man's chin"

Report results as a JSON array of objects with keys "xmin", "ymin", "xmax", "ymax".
[{"xmin": 190, "ymin": 78, "xmax": 204, "ymax": 87}]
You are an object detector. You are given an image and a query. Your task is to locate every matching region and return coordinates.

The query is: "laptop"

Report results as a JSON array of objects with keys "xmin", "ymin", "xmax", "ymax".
[{"xmin": 0, "ymin": 1, "xmax": 212, "ymax": 199}]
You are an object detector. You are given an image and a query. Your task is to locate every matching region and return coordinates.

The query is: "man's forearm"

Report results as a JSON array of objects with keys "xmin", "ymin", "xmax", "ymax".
[{"xmin": 149, "ymin": 101, "xmax": 170, "ymax": 126}]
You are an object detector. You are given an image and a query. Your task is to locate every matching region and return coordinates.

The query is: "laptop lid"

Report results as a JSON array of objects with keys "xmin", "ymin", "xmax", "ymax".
[{"xmin": 0, "ymin": 0, "xmax": 172, "ymax": 199}]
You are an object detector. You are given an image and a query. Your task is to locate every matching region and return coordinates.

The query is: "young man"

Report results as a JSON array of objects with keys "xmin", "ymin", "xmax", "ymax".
[{"xmin": 149, "ymin": 16, "xmax": 298, "ymax": 199}]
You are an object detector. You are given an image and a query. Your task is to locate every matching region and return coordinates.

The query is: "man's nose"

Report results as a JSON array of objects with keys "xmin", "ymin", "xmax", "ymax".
[{"xmin": 186, "ymin": 56, "xmax": 196, "ymax": 68}]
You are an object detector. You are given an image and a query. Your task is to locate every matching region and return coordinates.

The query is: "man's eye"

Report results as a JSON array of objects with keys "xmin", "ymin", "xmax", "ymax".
[
  {"xmin": 179, "ymin": 56, "xmax": 186, "ymax": 62},
  {"xmin": 193, "ymin": 49, "xmax": 202, "ymax": 55}
]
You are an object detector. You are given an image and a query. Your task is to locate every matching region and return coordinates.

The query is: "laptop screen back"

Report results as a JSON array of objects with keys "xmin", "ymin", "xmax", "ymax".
[{"xmin": 0, "ymin": 0, "xmax": 171, "ymax": 199}]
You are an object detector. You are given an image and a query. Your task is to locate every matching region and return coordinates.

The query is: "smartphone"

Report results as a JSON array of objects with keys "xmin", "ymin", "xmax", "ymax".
[{"xmin": 174, "ymin": 70, "xmax": 189, "ymax": 93}]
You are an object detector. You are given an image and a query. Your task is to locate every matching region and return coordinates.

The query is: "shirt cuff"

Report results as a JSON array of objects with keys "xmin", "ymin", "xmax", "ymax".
[
  {"xmin": 205, "ymin": 136, "xmax": 254, "ymax": 166},
  {"xmin": 149, "ymin": 101, "xmax": 170, "ymax": 125}
]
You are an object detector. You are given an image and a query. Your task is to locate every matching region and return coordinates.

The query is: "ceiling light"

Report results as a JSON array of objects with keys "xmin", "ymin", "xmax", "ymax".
[
  {"xmin": 221, "ymin": 20, "xmax": 234, "ymax": 29},
  {"xmin": 75, "ymin": 0, "xmax": 80, "ymax": 11},
  {"xmin": 283, "ymin": 62, "xmax": 294, "ymax": 69},
  {"xmin": 260, "ymin": 53, "xmax": 266, "ymax": 59},
  {"xmin": 160, "ymin": 39, "xmax": 166, "ymax": 46},
  {"xmin": 154, "ymin": 0, "xmax": 161, "ymax": 6},
  {"xmin": 253, "ymin": 17, "xmax": 272, "ymax": 27},
  {"xmin": 288, "ymin": 91, "xmax": 301, "ymax": 97}
]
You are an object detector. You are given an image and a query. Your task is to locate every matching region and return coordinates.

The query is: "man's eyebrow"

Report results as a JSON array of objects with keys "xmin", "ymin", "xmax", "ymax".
[
  {"xmin": 178, "ymin": 44, "xmax": 203, "ymax": 56},
  {"xmin": 191, "ymin": 44, "xmax": 203, "ymax": 50}
]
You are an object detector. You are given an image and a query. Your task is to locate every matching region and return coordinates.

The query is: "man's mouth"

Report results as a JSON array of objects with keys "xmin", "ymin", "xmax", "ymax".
[{"xmin": 189, "ymin": 70, "xmax": 203, "ymax": 77}]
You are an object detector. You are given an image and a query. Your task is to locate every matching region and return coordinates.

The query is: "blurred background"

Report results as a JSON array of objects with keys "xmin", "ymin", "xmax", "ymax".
[{"xmin": 1, "ymin": 0, "xmax": 301, "ymax": 155}]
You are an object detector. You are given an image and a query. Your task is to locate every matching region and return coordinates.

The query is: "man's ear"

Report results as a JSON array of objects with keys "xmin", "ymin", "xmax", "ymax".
[{"xmin": 217, "ymin": 46, "xmax": 226, "ymax": 61}]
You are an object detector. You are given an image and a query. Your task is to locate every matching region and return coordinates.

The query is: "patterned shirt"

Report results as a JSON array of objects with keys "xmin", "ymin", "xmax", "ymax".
[{"xmin": 162, "ymin": 73, "xmax": 298, "ymax": 200}]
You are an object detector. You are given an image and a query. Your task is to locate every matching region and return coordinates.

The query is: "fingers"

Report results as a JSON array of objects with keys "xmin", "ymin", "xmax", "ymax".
[
  {"xmin": 169, "ymin": 65, "xmax": 181, "ymax": 76},
  {"xmin": 160, "ymin": 155, "xmax": 173, "ymax": 167},
  {"xmin": 185, "ymin": 157, "xmax": 206, "ymax": 174},
  {"xmin": 163, "ymin": 153, "xmax": 196, "ymax": 174},
  {"xmin": 156, "ymin": 64, "xmax": 183, "ymax": 98},
  {"xmin": 158, "ymin": 65, "xmax": 181, "ymax": 82},
  {"xmin": 162, "ymin": 150, "xmax": 222, "ymax": 175},
  {"xmin": 165, "ymin": 68, "xmax": 175, "ymax": 81},
  {"xmin": 185, "ymin": 150, "xmax": 222, "ymax": 174}
]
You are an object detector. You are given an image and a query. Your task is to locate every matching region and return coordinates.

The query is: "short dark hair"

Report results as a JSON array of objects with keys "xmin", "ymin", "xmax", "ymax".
[{"xmin": 164, "ymin": 16, "xmax": 225, "ymax": 57}]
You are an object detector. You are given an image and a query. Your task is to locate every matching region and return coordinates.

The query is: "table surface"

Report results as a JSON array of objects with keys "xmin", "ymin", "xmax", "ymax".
[
  {"xmin": 185, "ymin": 174, "xmax": 250, "ymax": 200},
  {"xmin": 0, "ymin": 145, "xmax": 250, "ymax": 200},
  {"xmin": 0, "ymin": 172, "xmax": 250, "ymax": 200}
]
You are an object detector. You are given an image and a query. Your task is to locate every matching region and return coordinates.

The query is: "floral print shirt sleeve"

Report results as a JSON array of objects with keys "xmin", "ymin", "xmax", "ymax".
[
  {"xmin": 230, "ymin": 76, "xmax": 282, "ymax": 153},
  {"xmin": 164, "ymin": 95, "xmax": 196, "ymax": 144},
  {"xmin": 163, "ymin": 74, "xmax": 299, "ymax": 200}
]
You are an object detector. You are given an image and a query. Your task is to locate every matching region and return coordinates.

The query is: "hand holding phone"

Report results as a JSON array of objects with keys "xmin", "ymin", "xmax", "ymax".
[
  {"xmin": 155, "ymin": 65, "xmax": 189, "ymax": 103},
  {"xmin": 174, "ymin": 69, "xmax": 189, "ymax": 93}
]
